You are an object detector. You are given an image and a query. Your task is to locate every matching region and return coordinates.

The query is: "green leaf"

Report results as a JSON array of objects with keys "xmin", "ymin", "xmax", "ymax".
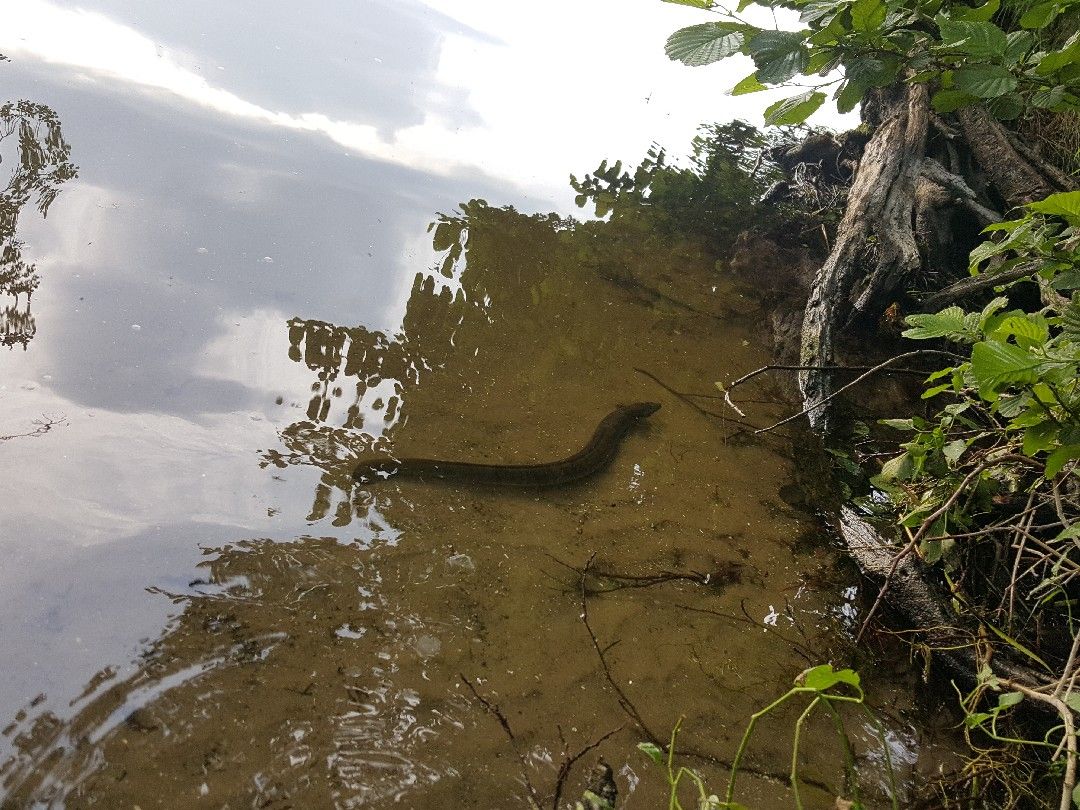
[
  {"xmin": 953, "ymin": 65, "xmax": 1018, "ymax": 98},
  {"xmin": 836, "ymin": 80, "xmax": 864, "ymax": 113},
  {"xmin": 997, "ymin": 690, "xmax": 1024, "ymax": 708},
  {"xmin": 763, "ymin": 90, "xmax": 826, "ymax": 125},
  {"xmin": 665, "ymin": 23, "xmax": 748, "ymax": 66},
  {"xmin": 1029, "ymin": 191, "xmax": 1080, "ymax": 224},
  {"xmin": 1032, "ymin": 85, "xmax": 1068, "ymax": 109},
  {"xmin": 851, "ymin": 0, "xmax": 886, "ymax": 32},
  {"xmin": 1019, "ymin": 1, "xmax": 1060, "ymax": 29},
  {"xmin": 1036, "ymin": 38, "xmax": 1080, "ymax": 76},
  {"xmin": 943, "ymin": 439, "xmax": 967, "ymax": 465},
  {"xmin": 1022, "ymin": 420, "xmax": 1057, "ymax": 455},
  {"xmin": 880, "ymin": 418, "xmax": 917, "ymax": 430},
  {"xmin": 902, "ymin": 306, "xmax": 968, "ymax": 339},
  {"xmin": 970, "ymin": 340, "xmax": 1041, "ymax": 396},
  {"xmin": 1046, "ymin": 445, "xmax": 1080, "ymax": 478},
  {"xmin": 877, "ymin": 452, "xmax": 914, "ymax": 483},
  {"xmin": 800, "ymin": 664, "xmax": 860, "ymax": 691},
  {"xmin": 932, "ymin": 88, "xmax": 980, "ymax": 112},
  {"xmin": 637, "ymin": 741, "xmax": 664, "ymax": 765},
  {"xmin": 1004, "ymin": 30, "xmax": 1036, "ymax": 64},
  {"xmin": 964, "ymin": 711, "xmax": 992, "ymax": 728},
  {"xmin": 989, "ymin": 313, "xmax": 1049, "ymax": 348},
  {"xmin": 1062, "ymin": 294, "xmax": 1080, "ymax": 337},
  {"xmin": 952, "ymin": 0, "xmax": 1000, "ymax": 22},
  {"xmin": 1054, "ymin": 524, "xmax": 1080, "ymax": 542},
  {"xmin": 747, "ymin": 29, "xmax": 810, "ymax": 84},
  {"xmin": 985, "ymin": 622, "xmax": 1054, "ymax": 672},
  {"xmin": 846, "ymin": 55, "xmax": 902, "ymax": 91},
  {"xmin": 937, "ymin": 17, "xmax": 1008, "ymax": 59},
  {"xmin": 989, "ymin": 92, "xmax": 1024, "ymax": 120},
  {"xmin": 730, "ymin": 73, "xmax": 767, "ymax": 95},
  {"xmin": 799, "ymin": 0, "xmax": 842, "ymax": 25}
]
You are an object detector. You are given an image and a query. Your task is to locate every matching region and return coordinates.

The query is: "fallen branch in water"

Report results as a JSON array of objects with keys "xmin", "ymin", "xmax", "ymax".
[
  {"xmin": 460, "ymin": 674, "xmax": 545, "ymax": 810},
  {"xmin": 753, "ymin": 350, "xmax": 962, "ymax": 434},
  {"xmin": 633, "ymin": 366, "xmax": 755, "ymax": 428}
]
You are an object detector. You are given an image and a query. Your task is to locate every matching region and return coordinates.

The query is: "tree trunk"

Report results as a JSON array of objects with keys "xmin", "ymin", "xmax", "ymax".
[
  {"xmin": 798, "ymin": 84, "xmax": 928, "ymax": 429},
  {"xmin": 791, "ymin": 86, "xmax": 1079, "ymax": 692}
]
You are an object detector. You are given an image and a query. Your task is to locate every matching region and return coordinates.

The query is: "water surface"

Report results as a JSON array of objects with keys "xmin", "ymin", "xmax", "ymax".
[{"xmin": 1, "ymin": 3, "xmax": 930, "ymax": 807}]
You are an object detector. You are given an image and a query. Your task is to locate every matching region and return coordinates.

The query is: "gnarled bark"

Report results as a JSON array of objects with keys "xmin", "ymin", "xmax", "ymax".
[{"xmin": 798, "ymin": 84, "xmax": 929, "ymax": 429}]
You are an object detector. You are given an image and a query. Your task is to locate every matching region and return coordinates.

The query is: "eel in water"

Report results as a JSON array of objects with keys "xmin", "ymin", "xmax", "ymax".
[{"xmin": 353, "ymin": 402, "xmax": 661, "ymax": 487}]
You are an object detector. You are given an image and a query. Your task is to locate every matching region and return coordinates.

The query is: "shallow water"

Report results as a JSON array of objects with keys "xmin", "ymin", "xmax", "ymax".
[{"xmin": 1, "ymin": 3, "xmax": 947, "ymax": 808}]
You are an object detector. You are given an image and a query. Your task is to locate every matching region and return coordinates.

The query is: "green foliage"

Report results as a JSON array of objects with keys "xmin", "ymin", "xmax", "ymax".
[
  {"xmin": 569, "ymin": 121, "xmax": 793, "ymax": 249},
  {"xmin": 662, "ymin": 0, "xmax": 1080, "ymax": 123},
  {"xmin": 883, "ymin": 195, "xmax": 1080, "ymax": 512},
  {"xmin": 642, "ymin": 665, "xmax": 897, "ymax": 809}
]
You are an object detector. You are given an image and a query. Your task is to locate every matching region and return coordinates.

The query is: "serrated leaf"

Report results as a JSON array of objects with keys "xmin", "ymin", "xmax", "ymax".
[
  {"xmin": 1032, "ymin": 85, "xmax": 1068, "ymax": 109},
  {"xmin": 730, "ymin": 73, "xmax": 767, "ymax": 95},
  {"xmin": 952, "ymin": 0, "xmax": 1000, "ymax": 22},
  {"xmin": 1019, "ymin": 1, "xmax": 1060, "ymax": 29},
  {"xmin": 937, "ymin": 17, "xmax": 1008, "ymax": 59},
  {"xmin": 1004, "ymin": 30, "xmax": 1035, "ymax": 64},
  {"xmin": 851, "ymin": 0, "xmax": 886, "ymax": 32},
  {"xmin": 1061, "ymin": 295, "xmax": 1080, "ymax": 337},
  {"xmin": 989, "ymin": 313, "xmax": 1049, "ymax": 348},
  {"xmin": 747, "ymin": 29, "xmax": 810, "ymax": 84},
  {"xmin": 763, "ymin": 90, "xmax": 826, "ymax": 125},
  {"xmin": 971, "ymin": 340, "xmax": 1041, "ymax": 396},
  {"xmin": 953, "ymin": 65, "xmax": 1018, "ymax": 98},
  {"xmin": 665, "ymin": 23, "xmax": 747, "ymax": 66},
  {"xmin": 1046, "ymin": 444, "xmax": 1080, "ymax": 478},
  {"xmin": 903, "ymin": 306, "xmax": 968, "ymax": 339},
  {"xmin": 1029, "ymin": 191, "xmax": 1080, "ymax": 224},
  {"xmin": 799, "ymin": 0, "xmax": 842, "ymax": 25},
  {"xmin": 932, "ymin": 88, "xmax": 979, "ymax": 112}
]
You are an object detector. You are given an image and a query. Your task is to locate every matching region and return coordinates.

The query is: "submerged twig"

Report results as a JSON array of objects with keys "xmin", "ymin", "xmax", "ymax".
[{"xmin": 460, "ymin": 675, "xmax": 545, "ymax": 810}]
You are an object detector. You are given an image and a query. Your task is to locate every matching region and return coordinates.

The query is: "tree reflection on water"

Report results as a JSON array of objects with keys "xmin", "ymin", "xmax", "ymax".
[{"xmin": 0, "ymin": 98, "xmax": 78, "ymax": 349}]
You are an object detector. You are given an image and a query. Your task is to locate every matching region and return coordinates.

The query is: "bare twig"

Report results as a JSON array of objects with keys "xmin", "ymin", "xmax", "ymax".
[
  {"xmin": 633, "ymin": 367, "xmax": 754, "ymax": 428},
  {"xmin": 756, "ymin": 350, "xmax": 962, "ymax": 434},
  {"xmin": 552, "ymin": 726, "xmax": 623, "ymax": 810},
  {"xmin": 727, "ymin": 362, "xmax": 935, "ymax": 391},
  {"xmin": 460, "ymin": 675, "xmax": 545, "ymax": 810},
  {"xmin": 1000, "ymin": 678, "xmax": 1077, "ymax": 810},
  {"xmin": 856, "ymin": 460, "xmax": 992, "ymax": 642},
  {"xmin": 579, "ymin": 553, "xmax": 658, "ymax": 743}
]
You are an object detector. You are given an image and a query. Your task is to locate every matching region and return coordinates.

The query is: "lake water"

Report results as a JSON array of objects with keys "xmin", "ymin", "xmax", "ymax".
[{"xmin": 0, "ymin": 2, "xmax": 941, "ymax": 807}]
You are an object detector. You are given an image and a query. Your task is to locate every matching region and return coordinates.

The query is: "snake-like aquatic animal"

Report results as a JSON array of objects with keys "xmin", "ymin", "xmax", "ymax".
[{"xmin": 353, "ymin": 402, "xmax": 661, "ymax": 487}]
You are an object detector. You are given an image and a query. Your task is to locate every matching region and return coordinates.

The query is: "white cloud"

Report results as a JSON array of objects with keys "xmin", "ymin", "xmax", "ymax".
[{"xmin": 2, "ymin": 0, "xmax": 858, "ymax": 211}]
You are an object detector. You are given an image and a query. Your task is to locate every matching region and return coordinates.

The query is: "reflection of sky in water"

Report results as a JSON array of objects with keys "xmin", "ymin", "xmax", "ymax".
[{"xmin": 0, "ymin": 0, "xmax": 856, "ymax": 758}]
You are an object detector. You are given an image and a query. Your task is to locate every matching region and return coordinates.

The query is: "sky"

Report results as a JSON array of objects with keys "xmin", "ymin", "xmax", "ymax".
[{"xmin": 0, "ymin": 0, "xmax": 858, "ymax": 209}]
